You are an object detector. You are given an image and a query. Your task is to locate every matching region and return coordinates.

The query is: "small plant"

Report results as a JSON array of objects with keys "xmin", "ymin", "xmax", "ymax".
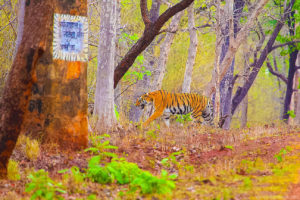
[
  {"xmin": 25, "ymin": 169, "xmax": 66, "ymax": 200},
  {"xmin": 114, "ymin": 104, "xmax": 120, "ymax": 121},
  {"xmin": 25, "ymin": 137, "xmax": 40, "ymax": 161},
  {"xmin": 86, "ymin": 156, "xmax": 177, "ymax": 195},
  {"xmin": 59, "ymin": 166, "xmax": 86, "ymax": 184},
  {"xmin": 243, "ymin": 177, "xmax": 252, "ymax": 189},
  {"xmin": 85, "ymin": 134, "xmax": 118, "ymax": 159},
  {"xmin": 130, "ymin": 170, "xmax": 177, "ymax": 194},
  {"xmin": 274, "ymin": 146, "xmax": 292, "ymax": 163},
  {"xmin": 286, "ymin": 110, "xmax": 296, "ymax": 118},
  {"xmin": 161, "ymin": 151, "xmax": 183, "ymax": 168},
  {"xmin": 224, "ymin": 145, "xmax": 234, "ymax": 150},
  {"xmin": 7, "ymin": 159, "xmax": 21, "ymax": 181},
  {"xmin": 176, "ymin": 113, "xmax": 192, "ymax": 124},
  {"xmin": 86, "ymin": 157, "xmax": 141, "ymax": 184}
]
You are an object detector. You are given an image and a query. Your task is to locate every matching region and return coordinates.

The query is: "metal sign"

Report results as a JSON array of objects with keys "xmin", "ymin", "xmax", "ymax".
[{"xmin": 53, "ymin": 14, "xmax": 88, "ymax": 62}]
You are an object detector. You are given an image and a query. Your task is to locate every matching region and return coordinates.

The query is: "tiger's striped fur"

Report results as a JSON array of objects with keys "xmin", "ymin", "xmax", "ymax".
[{"xmin": 135, "ymin": 90, "xmax": 214, "ymax": 127}]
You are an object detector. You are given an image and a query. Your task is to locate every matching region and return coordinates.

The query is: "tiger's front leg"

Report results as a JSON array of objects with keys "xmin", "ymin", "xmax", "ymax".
[{"xmin": 142, "ymin": 109, "xmax": 164, "ymax": 128}]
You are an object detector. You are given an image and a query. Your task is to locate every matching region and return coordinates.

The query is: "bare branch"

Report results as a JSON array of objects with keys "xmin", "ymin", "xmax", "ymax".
[
  {"xmin": 114, "ymin": 0, "xmax": 194, "ymax": 88},
  {"xmin": 141, "ymin": 0, "xmax": 151, "ymax": 26},
  {"xmin": 0, "ymin": 17, "xmax": 16, "ymax": 32},
  {"xmin": 266, "ymin": 59, "xmax": 288, "ymax": 84},
  {"xmin": 270, "ymin": 40, "xmax": 300, "ymax": 51},
  {"xmin": 231, "ymin": 74, "xmax": 239, "ymax": 87},
  {"xmin": 114, "ymin": 80, "xmax": 138, "ymax": 100}
]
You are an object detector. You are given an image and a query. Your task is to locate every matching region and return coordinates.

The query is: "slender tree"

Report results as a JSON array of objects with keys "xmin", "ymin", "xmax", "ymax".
[
  {"xmin": 182, "ymin": 2, "xmax": 197, "ymax": 93},
  {"xmin": 151, "ymin": 11, "xmax": 184, "ymax": 91},
  {"xmin": 94, "ymin": 0, "xmax": 117, "ymax": 130},
  {"xmin": 282, "ymin": 10, "xmax": 299, "ymax": 123}
]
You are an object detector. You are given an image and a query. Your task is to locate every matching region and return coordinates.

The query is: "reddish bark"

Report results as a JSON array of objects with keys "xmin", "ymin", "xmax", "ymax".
[
  {"xmin": 0, "ymin": 0, "xmax": 51, "ymax": 178},
  {"xmin": 0, "ymin": 0, "xmax": 88, "ymax": 178}
]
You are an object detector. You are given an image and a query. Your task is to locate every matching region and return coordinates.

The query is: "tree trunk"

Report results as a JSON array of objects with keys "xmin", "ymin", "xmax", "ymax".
[
  {"xmin": 219, "ymin": 0, "xmax": 244, "ymax": 129},
  {"xmin": 182, "ymin": 2, "xmax": 197, "ymax": 93},
  {"xmin": 0, "ymin": 0, "xmax": 89, "ymax": 178},
  {"xmin": 294, "ymin": 52, "xmax": 300, "ymax": 124},
  {"xmin": 283, "ymin": 49, "xmax": 298, "ymax": 123},
  {"xmin": 94, "ymin": 0, "xmax": 117, "ymax": 131},
  {"xmin": 240, "ymin": 48, "xmax": 250, "ymax": 128},
  {"xmin": 2, "ymin": 0, "xmax": 89, "ymax": 178},
  {"xmin": 151, "ymin": 11, "xmax": 184, "ymax": 90},
  {"xmin": 282, "ymin": 11, "xmax": 298, "ymax": 123}
]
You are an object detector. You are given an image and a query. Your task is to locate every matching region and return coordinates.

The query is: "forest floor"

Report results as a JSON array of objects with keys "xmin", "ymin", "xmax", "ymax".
[{"xmin": 0, "ymin": 123, "xmax": 300, "ymax": 200}]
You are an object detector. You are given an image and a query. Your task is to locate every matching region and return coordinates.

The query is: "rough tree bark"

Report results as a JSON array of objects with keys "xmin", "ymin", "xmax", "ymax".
[
  {"xmin": 94, "ymin": 0, "xmax": 117, "ymax": 130},
  {"xmin": 231, "ymin": 0, "xmax": 296, "ymax": 116},
  {"xmin": 0, "ymin": 0, "xmax": 88, "ymax": 178},
  {"xmin": 114, "ymin": 0, "xmax": 195, "ymax": 89},
  {"xmin": 182, "ymin": 2, "xmax": 197, "ymax": 93},
  {"xmin": 0, "ymin": 0, "xmax": 50, "ymax": 178}
]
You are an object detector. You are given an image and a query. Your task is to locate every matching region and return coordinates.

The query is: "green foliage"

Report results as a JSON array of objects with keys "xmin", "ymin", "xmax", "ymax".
[
  {"xmin": 114, "ymin": 104, "xmax": 120, "ymax": 121},
  {"xmin": 286, "ymin": 110, "xmax": 296, "ymax": 118},
  {"xmin": 274, "ymin": 146, "xmax": 292, "ymax": 163},
  {"xmin": 85, "ymin": 134, "xmax": 118, "ymax": 159},
  {"xmin": 58, "ymin": 166, "xmax": 86, "ymax": 184},
  {"xmin": 122, "ymin": 56, "xmax": 151, "ymax": 84},
  {"xmin": 176, "ymin": 113, "xmax": 192, "ymax": 124},
  {"xmin": 130, "ymin": 170, "xmax": 176, "ymax": 194},
  {"xmin": 243, "ymin": 177, "xmax": 253, "ymax": 189},
  {"xmin": 25, "ymin": 169, "xmax": 66, "ymax": 200},
  {"xmin": 86, "ymin": 156, "xmax": 177, "ymax": 195},
  {"xmin": 161, "ymin": 151, "xmax": 183, "ymax": 168},
  {"xmin": 224, "ymin": 145, "xmax": 234, "ymax": 150},
  {"xmin": 119, "ymin": 32, "xmax": 151, "ymax": 84}
]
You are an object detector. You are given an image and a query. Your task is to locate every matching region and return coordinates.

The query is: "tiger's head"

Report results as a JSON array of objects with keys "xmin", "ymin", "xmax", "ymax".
[{"xmin": 135, "ymin": 93, "xmax": 152, "ymax": 109}]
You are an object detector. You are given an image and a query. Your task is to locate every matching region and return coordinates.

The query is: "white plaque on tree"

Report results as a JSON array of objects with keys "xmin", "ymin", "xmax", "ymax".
[{"xmin": 53, "ymin": 14, "xmax": 88, "ymax": 62}]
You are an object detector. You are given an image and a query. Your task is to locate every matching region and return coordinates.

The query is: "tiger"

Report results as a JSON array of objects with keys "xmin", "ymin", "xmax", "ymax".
[{"xmin": 135, "ymin": 90, "xmax": 214, "ymax": 127}]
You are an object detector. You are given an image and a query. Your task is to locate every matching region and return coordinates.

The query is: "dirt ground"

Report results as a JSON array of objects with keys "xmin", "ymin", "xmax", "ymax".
[{"xmin": 0, "ymin": 124, "xmax": 300, "ymax": 199}]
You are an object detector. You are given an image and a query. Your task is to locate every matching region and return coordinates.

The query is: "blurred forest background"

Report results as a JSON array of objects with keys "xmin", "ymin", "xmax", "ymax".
[{"xmin": 0, "ymin": 0, "xmax": 299, "ymax": 129}]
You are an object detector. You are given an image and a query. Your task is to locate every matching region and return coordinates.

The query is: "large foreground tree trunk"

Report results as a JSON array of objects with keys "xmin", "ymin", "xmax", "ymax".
[
  {"xmin": 0, "ymin": 0, "xmax": 88, "ymax": 178},
  {"xmin": 94, "ymin": 0, "xmax": 117, "ymax": 131},
  {"xmin": 0, "ymin": 1, "xmax": 51, "ymax": 178}
]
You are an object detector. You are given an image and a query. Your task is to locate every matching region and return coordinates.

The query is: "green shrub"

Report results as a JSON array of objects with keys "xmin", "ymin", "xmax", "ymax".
[
  {"xmin": 25, "ymin": 169, "xmax": 66, "ymax": 200},
  {"xmin": 86, "ymin": 156, "xmax": 177, "ymax": 195}
]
